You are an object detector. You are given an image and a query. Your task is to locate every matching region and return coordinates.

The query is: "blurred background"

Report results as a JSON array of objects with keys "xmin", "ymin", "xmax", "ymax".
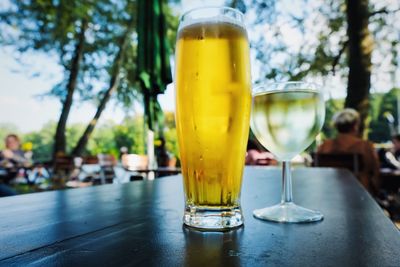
[{"xmin": 0, "ymin": 0, "xmax": 400, "ymax": 194}]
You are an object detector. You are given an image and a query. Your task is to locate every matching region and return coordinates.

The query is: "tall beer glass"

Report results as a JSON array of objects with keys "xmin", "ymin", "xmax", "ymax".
[{"xmin": 175, "ymin": 7, "xmax": 251, "ymax": 230}]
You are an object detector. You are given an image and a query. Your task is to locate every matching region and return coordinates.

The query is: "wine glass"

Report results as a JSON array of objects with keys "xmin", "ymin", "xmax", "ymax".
[{"xmin": 251, "ymin": 82, "xmax": 325, "ymax": 223}]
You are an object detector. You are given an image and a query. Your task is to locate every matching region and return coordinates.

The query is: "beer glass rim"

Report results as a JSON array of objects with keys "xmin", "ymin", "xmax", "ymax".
[
  {"xmin": 253, "ymin": 81, "xmax": 322, "ymax": 96},
  {"xmin": 179, "ymin": 6, "xmax": 245, "ymax": 29}
]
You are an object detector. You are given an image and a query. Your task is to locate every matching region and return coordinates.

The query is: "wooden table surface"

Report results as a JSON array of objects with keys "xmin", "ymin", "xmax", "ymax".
[{"xmin": 0, "ymin": 167, "xmax": 399, "ymax": 267}]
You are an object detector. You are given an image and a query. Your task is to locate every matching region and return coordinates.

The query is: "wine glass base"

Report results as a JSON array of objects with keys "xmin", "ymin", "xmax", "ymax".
[{"xmin": 253, "ymin": 202, "xmax": 323, "ymax": 223}]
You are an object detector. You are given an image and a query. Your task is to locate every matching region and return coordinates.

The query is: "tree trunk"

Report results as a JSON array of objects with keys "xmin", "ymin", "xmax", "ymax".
[
  {"xmin": 344, "ymin": 0, "xmax": 373, "ymax": 136},
  {"xmin": 71, "ymin": 23, "xmax": 134, "ymax": 157},
  {"xmin": 53, "ymin": 19, "xmax": 88, "ymax": 157}
]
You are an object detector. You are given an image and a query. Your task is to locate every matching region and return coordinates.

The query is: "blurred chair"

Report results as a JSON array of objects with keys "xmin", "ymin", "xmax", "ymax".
[
  {"xmin": 312, "ymin": 152, "xmax": 363, "ymax": 175},
  {"xmin": 121, "ymin": 154, "xmax": 149, "ymax": 181},
  {"xmin": 53, "ymin": 155, "xmax": 75, "ymax": 176},
  {"xmin": 122, "ymin": 154, "xmax": 148, "ymax": 171},
  {"xmin": 27, "ymin": 162, "xmax": 51, "ymax": 185},
  {"xmin": 52, "ymin": 155, "xmax": 76, "ymax": 188},
  {"xmin": 79, "ymin": 156, "xmax": 101, "ymax": 182},
  {"xmin": 83, "ymin": 156, "xmax": 99, "ymax": 165},
  {"xmin": 97, "ymin": 154, "xmax": 117, "ymax": 184}
]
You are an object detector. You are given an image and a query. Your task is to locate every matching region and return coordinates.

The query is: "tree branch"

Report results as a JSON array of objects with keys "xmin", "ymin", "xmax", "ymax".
[
  {"xmin": 369, "ymin": 7, "xmax": 400, "ymax": 17},
  {"xmin": 71, "ymin": 18, "xmax": 135, "ymax": 157},
  {"xmin": 332, "ymin": 40, "xmax": 348, "ymax": 75}
]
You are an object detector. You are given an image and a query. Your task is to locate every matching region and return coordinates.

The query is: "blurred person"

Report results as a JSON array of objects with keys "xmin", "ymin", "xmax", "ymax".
[
  {"xmin": 0, "ymin": 134, "xmax": 27, "ymax": 196},
  {"xmin": 0, "ymin": 134, "xmax": 30, "ymax": 168},
  {"xmin": 156, "ymin": 137, "xmax": 172, "ymax": 167},
  {"xmin": 245, "ymin": 138, "xmax": 277, "ymax": 166},
  {"xmin": 318, "ymin": 108, "xmax": 380, "ymax": 194},
  {"xmin": 119, "ymin": 146, "xmax": 129, "ymax": 160},
  {"xmin": 392, "ymin": 134, "xmax": 400, "ymax": 158},
  {"xmin": 379, "ymin": 134, "xmax": 400, "ymax": 169}
]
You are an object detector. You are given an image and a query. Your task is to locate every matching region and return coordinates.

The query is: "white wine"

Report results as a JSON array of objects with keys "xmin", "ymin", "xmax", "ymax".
[{"xmin": 251, "ymin": 89, "xmax": 325, "ymax": 161}]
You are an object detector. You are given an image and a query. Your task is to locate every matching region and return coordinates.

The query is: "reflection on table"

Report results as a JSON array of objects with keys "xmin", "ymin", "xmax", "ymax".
[{"xmin": 0, "ymin": 167, "xmax": 399, "ymax": 266}]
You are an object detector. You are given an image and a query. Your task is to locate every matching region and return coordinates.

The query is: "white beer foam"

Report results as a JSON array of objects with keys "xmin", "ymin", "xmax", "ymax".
[{"xmin": 178, "ymin": 7, "xmax": 245, "ymax": 31}]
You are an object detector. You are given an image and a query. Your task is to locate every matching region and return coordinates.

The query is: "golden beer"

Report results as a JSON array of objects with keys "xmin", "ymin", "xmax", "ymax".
[{"xmin": 175, "ymin": 20, "xmax": 251, "ymax": 212}]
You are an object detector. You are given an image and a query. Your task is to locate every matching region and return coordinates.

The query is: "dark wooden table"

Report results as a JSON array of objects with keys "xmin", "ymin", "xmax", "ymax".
[{"xmin": 1, "ymin": 167, "xmax": 399, "ymax": 266}]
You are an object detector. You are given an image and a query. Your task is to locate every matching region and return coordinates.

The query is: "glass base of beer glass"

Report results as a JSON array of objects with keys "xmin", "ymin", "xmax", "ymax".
[
  {"xmin": 184, "ymin": 205, "xmax": 243, "ymax": 231},
  {"xmin": 253, "ymin": 202, "xmax": 323, "ymax": 223}
]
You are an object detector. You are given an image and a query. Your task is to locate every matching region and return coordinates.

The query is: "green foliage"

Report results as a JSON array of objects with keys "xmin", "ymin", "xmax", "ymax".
[
  {"xmin": 0, "ymin": 0, "xmax": 180, "ymax": 156},
  {"xmin": 65, "ymin": 123, "xmax": 86, "ymax": 154},
  {"xmin": 87, "ymin": 123, "xmax": 120, "ymax": 157},
  {"xmin": 164, "ymin": 3, "xmax": 180, "ymax": 53},
  {"xmin": 0, "ymin": 114, "xmax": 176, "ymax": 161},
  {"xmin": 316, "ymin": 88, "xmax": 400, "ymax": 143},
  {"xmin": 226, "ymin": 0, "xmax": 400, "ymax": 138},
  {"xmin": 114, "ymin": 116, "xmax": 146, "ymax": 155},
  {"xmin": 23, "ymin": 122, "xmax": 87, "ymax": 161},
  {"xmin": 84, "ymin": 115, "xmax": 147, "ymax": 157},
  {"xmin": 234, "ymin": 0, "xmax": 400, "ymax": 86},
  {"xmin": 369, "ymin": 88, "xmax": 400, "ymax": 142},
  {"xmin": 164, "ymin": 111, "xmax": 176, "ymax": 129},
  {"xmin": 0, "ymin": 0, "xmax": 136, "ymax": 98},
  {"xmin": 159, "ymin": 111, "xmax": 178, "ymax": 157},
  {"xmin": 164, "ymin": 127, "xmax": 178, "ymax": 157},
  {"xmin": 23, "ymin": 121, "xmax": 56, "ymax": 162},
  {"xmin": 321, "ymin": 98, "xmax": 344, "ymax": 139},
  {"xmin": 2, "ymin": 93, "xmax": 397, "ymax": 162}
]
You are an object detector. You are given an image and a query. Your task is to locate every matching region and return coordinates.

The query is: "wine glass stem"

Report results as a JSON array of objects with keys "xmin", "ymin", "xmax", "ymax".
[{"xmin": 281, "ymin": 161, "xmax": 293, "ymax": 204}]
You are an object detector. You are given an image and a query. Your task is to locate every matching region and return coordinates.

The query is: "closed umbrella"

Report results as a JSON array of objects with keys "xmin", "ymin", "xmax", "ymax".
[{"xmin": 137, "ymin": 0, "xmax": 172, "ymax": 170}]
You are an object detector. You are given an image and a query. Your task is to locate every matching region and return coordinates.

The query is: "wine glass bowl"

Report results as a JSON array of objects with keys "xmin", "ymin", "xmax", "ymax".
[{"xmin": 251, "ymin": 82, "xmax": 325, "ymax": 223}]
